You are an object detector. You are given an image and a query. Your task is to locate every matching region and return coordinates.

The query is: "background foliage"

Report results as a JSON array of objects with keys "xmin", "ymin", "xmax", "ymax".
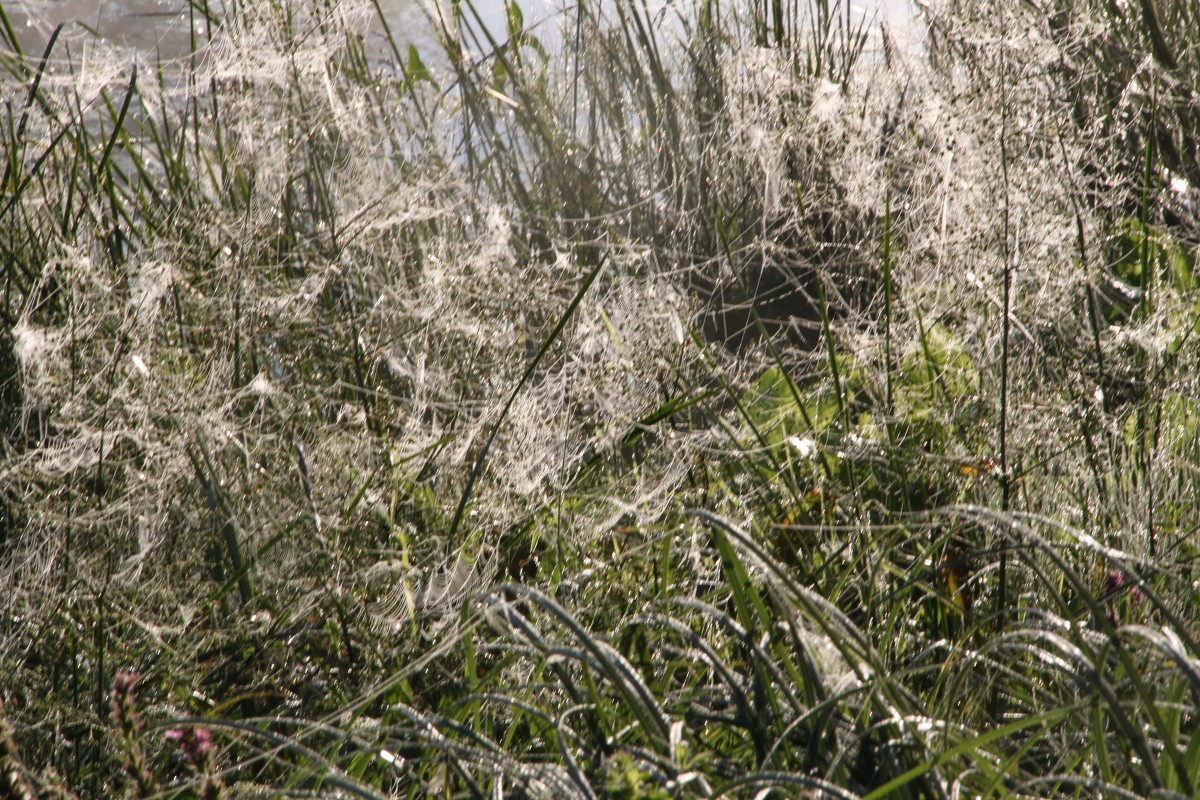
[{"xmin": 2, "ymin": 0, "xmax": 1200, "ymax": 797}]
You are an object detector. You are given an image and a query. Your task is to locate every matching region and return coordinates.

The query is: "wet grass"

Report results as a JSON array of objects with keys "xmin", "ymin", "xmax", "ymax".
[{"xmin": 2, "ymin": 0, "xmax": 1200, "ymax": 797}]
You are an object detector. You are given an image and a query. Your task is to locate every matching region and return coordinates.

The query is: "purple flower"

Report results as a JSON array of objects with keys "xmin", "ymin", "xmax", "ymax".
[
  {"xmin": 192, "ymin": 728, "xmax": 214, "ymax": 755},
  {"xmin": 1106, "ymin": 570, "xmax": 1145, "ymax": 603},
  {"xmin": 1105, "ymin": 569, "xmax": 1147, "ymax": 627},
  {"xmin": 166, "ymin": 727, "xmax": 216, "ymax": 766},
  {"xmin": 112, "ymin": 671, "xmax": 140, "ymax": 695},
  {"xmin": 110, "ymin": 671, "xmax": 142, "ymax": 732}
]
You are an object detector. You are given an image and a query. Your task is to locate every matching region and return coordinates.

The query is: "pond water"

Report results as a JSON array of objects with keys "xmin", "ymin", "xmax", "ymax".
[{"xmin": 1, "ymin": 0, "xmax": 921, "ymax": 66}]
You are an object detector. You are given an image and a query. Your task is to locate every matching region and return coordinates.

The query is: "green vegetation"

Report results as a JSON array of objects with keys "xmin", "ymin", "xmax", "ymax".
[{"xmin": 2, "ymin": 0, "xmax": 1200, "ymax": 796}]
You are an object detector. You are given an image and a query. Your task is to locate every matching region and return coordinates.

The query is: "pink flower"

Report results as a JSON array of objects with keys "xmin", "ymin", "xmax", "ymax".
[
  {"xmin": 110, "ymin": 671, "xmax": 142, "ymax": 732},
  {"xmin": 165, "ymin": 727, "xmax": 216, "ymax": 766},
  {"xmin": 1106, "ymin": 570, "xmax": 1145, "ymax": 603}
]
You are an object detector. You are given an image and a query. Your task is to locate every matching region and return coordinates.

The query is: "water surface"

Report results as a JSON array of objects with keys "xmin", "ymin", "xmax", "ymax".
[{"xmin": 2, "ymin": 0, "xmax": 919, "ymax": 65}]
